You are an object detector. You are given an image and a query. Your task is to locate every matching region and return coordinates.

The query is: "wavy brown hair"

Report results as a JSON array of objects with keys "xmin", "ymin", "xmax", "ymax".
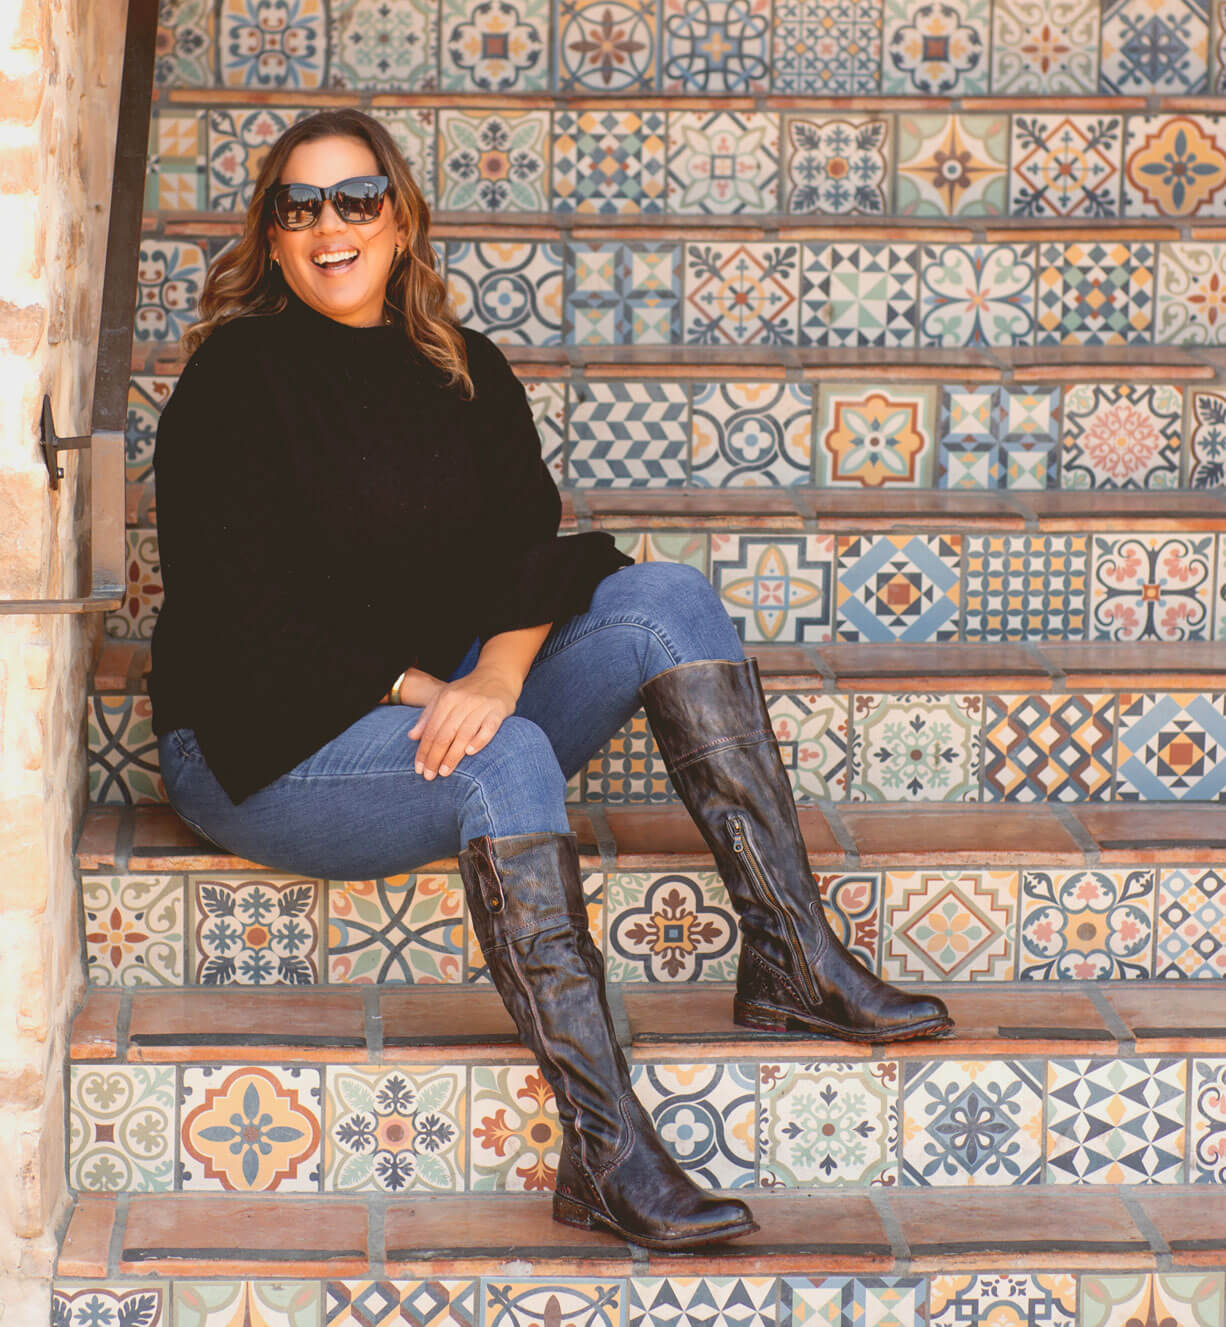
[{"xmin": 180, "ymin": 109, "xmax": 471, "ymax": 396}]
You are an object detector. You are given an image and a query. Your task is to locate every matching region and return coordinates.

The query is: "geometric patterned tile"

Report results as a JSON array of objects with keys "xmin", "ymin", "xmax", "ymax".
[
  {"xmin": 768, "ymin": 693, "xmax": 851, "ymax": 802},
  {"xmin": 69, "ymin": 1065, "xmax": 176, "ymax": 1192},
  {"xmin": 105, "ymin": 529, "xmax": 162, "ymax": 642},
  {"xmin": 1036, "ymin": 242, "xmax": 1156, "ymax": 345},
  {"xmin": 661, "ymin": 0, "xmax": 771, "ymax": 93},
  {"xmin": 919, "ymin": 244, "xmax": 1037, "ymax": 347},
  {"xmin": 469, "ymin": 1064, "xmax": 559, "ymax": 1191},
  {"xmin": 848, "ymin": 693, "xmax": 982, "ymax": 802},
  {"xmin": 991, "ymin": 0, "xmax": 1100, "ymax": 92},
  {"xmin": 444, "ymin": 240, "xmax": 563, "ymax": 345},
  {"xmin": 1156, "ymin": 242, "xmax": 1226, "ymax": 345},
  {"xmin": 1124, "ymin": 114, "xmax": 1226, "ymax": 217},
  {"xmin": 801, "ymin": 243, "xmax": 920, "ymax": 347},
  {"xmin": 52, "ymin": 1287, "xmax": 167, "ymax": 1327},
  {"xmin": 772, "ymin": 0, "xmax": 883, "ymax": 94},
  {"xmin": 882, "ymin": 0, "xmax": 990, "ymax": 94},
  {"xmin": 553, "ymin": 109, "xmax": 666, "ymax": 214},
  {"xmin": 82, "ymin": 874, "xmax": 184, "ymax": 986},
  {"xmin": 632, "ymin": 1063, "xmax": 756, "ymax": 1189},
  {"xmin": 1062, "ymin": 383, "xmax": 1182, "ymax": 489},
  {"xmin": 629, "ymin": 1277, "xmax": 775, "ymax": 1327},
  {"xmin": 192, "ymin": 876, "xmax": 321, "ymax": 985},
  {"xmin": 605, "ymin": 870, "xmax": 739, "ymax": 982},
  {"xmin": 881, "ymin": 869, "xmax": 1017, "ymax": 980},
  {"xmin": 835, "ymin": 534, "xmax": 960, "ymax": 642},
  {"xmin": 155, "ymin": 0, "xmax": 214, "ymax": 88},
  {"xmin": 325, "ymin": 1065, "xmax": 465, "ymax": 1193},
  {"xmin": 930, "ymin": 1273, "xmax": 1077, "ymax": 1326},
  {"xmin": 779, "ymin": 1277, "xmax": 925, "ymax": 1327},
  {"xmin": 88, "ymin": 695, "xmax": 164, "ymax": 805},
  {"xmin": 901, "ymin": 1059, "xmax": 1044, "ymax": 1185},
  {"xmin": 135, "ymin": 240, "xmax": 206, "ymax": 343},
  {"xmin": 126, "ymin": 374, "xmax": 174, "ymax": 484},
  {"xmin": 173, "ymin": 1283, "xmax": 321, "ymax": 1327},
  {"xmin": 218, "ymin": 0, "xmax": 326, "ymax": 88},
  {"xmin": 759, "ymin": 1062, "xmax": 899, "ymax": 1187},
  {"xmin": 526, "ymin": 378, "xmax": 566, "ymax": 483},
  {"xmin": 963, "ymin": 534, "xmax": 1088, "ymax": 639},
  {"xmin": 568, "ymin": 381, "xmax": 688, "ymax": 485},
  {"xmin": 1156, "ymin": 867, "xmax": 1226, "ymax": 977},
  {"xmin": 711, "ymin": 534, "xmax": 833, "ymax": 644},
  {"xmin": 326, "ymin": 874, "xmax": 465, "ymax": 984},
  {"xmin": 937, "ymin": 386, "xmax": 1062, "ymax": 490},
  {"xmin": 1190, "ymin": 1058, "xmax": 1226, "ymax": 1182},
  {"xmin": 684, "ymin": 242, "xmax": 801, "ymax": 346},
  {"xmin": 440, "ymin": 0, "xmax": 549, "ymax": 91},
  {"xmin": 1080, "ymin": 1274, "xmax": 1223, "ymax": 1327},
  {"xmin": 1009, "ymin": 114, "xmax": 1123, "ymax": 218},
  {"xmin": 1091, "ymin": 533, "xmax": 1213, "ymax": 640},
  {"xmin": 1189, "ymin": 389, "xmax": 1226, "ymax": 487},
  {"xmin": 437, "ymin": 109, "xmax": 549, "ymax": 212},
  {"xmin": 1100, "ymin": 0, "xmax": 1210, "ymax": 94},
  {"xmin": 556, "ymin": 0, "xmax": 657, "ymax": 92},
  {"xmin": 1019, "ymin": 867, "xmax": 1156, "ymax": 979},
  {"xmin": 495, "ymin": 1283, "xmax": 621, "ymax": 1326},
  {"xmin": 1046, "ymin": 1057, "xmax": 1187, "ymax": 1184},
  {"xmin": 584, "ymin": 712, "xmax": 674, "ymax": 803},
  {"xmin": 817, "ymin": 385, "xmax": 936, "ymax": 487},
  {"xmin": 567, "ymin": 242, "xmax": 682, "ymax": 346},
  {"xmin": 329, "ymin": 0, "xmax": 439, "ymax": 90},
  {"xmin": 821, "ymin": 872, "xmax": 882, "ymax": 972},
  {"xmin": 666, "ymin": 111, "xmax": 779, "ymax": 215},
  {"xmin": 324, "ymin": 1281, "xmax": 478, "ymax": 1327},
  {"xmin": 691, "ymin": 382, "xmax": 812, "ymax": 486},
  {"xmin": 983, "ymin": 695, "xmax": 1115, "ymax": 803},
  {"xmin": 181, "ymin": 1065, "xmax": 322, "ymax": 1192},
  {"xmin": 146, "ymin": 108, "xmax": 207, "ymax": 211},
  {"xmin": 1116, "ymin": 692, "xmax": 1226, "ymax": 800},
  {"xmin": 896, "ymin": 114, "xmax": 1007, "ymax": 217},
  {"xmin": 784, "ymin": 117, "xmax": 889, "ymax": 215}
]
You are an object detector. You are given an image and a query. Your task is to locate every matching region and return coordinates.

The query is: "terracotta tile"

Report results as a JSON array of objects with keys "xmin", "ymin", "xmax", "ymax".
[
  {"xmin": 127, "ymin": 989, "xmax": 367, "ymax": 1062},
  {"xmin": 1073, "ymin": 806, "xmax": 1226, "ymax": 864},
  {"xmin": 604, "ymin": 806, "xmax": 844, "ymax": 868},
  {"xmin": 381, "ymin": 989, "xmax": 525, "ymax": 1063},
  {"xmin": 889, "ymin": 1189, "xmax": 1154, "ymax": 1271},
  {"xmin": 964, "ymin": 96, "xmax": 1148, "ymax": 112},
  {"xmin": 819, "ymin": 643, "xmax": 1050, "ymax": 692},
  {"xmin": 1104, "ymin": 984, "xmax": 1226, "ymax": 1053},
  {"xmin": 384, "ymin": 1195, "xmax": 633, "ymax": 1276},
  {"xmin": 794, "ymin": 347, "xmax": 999, "ymax": 382},
  {"xmin": 588, "ymin": 361, "xmax": 787, "ymax": 380},
  {"xmin": 69, "ymin": 990, "xmax": 122, "ymax": 1061},
  {"xmin": 94, "ymin": 642, "xmax": 146, "ymax": 693},
  {"xmin": 1018, "ymin": 491, "xmax": 1226, "ymax": 532},
  {"xmin": 749, "ymin": 645, "xmax": 819, "ymax": 680},
  {"xmin": 127, "ymin": 806, "xmax": 264, "ymax": 871},
  {"xmin": 76, "ymin": 807, "xmax": 122, "ymax": 870},
  {"xmin": 999, "ymin": 347, "xmax": 1208, "ymax": 383},
  {"xmin": 57, "ymin": 1196, "xmax": 117, "ymax": 1278},
  {"xmin": 1136, "ymin": 1190, "xmax": 1226, "ymax": 1265},
  {"xmin": 120, "ymin": 1196, "xmax": 369, "ymax": 1275},
  {"xmin": 809, "ymin": 490, "xmax": 1024, "ymax": 531},
  {"xmin": 564, "ymin": 807, "xmax": 603, "ymax": 862},
  {"xmin": 125, "ymin": 481, "xmax": 156, "ymax": 526},
  {"xmin": 781, "ymin": 225, "xmax": 976, "ymax": 244},
  {"xmin": 586, "ymin": 490, "xmax": 803, "ymax": 521},
  {"xmin": 1042, "ymin": 643, "xmax": 1226, "ymax": 691},
  {"xmin": 843, "ymin": 806, "xmax": 1084, "ymax": 867}
]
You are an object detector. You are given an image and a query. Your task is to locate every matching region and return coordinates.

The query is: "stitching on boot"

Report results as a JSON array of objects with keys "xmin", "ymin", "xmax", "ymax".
[
  {"xmin": 746, "ymin": 943, "xmax": 806, "ymax": 1006},
  {"xmin": 666, "ymin": 729, "xmax": 773, "ymax": 771}
]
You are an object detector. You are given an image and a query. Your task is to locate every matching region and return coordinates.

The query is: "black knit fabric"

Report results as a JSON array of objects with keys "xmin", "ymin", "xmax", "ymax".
[{"xmin": 148, "ymin": 281, "xmax": 631, "ymax": 804}]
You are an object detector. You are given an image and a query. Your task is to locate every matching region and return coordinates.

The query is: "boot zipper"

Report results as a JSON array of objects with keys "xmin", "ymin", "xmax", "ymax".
[{"xmin": 726, "ymin": 814, "xmax": 821, "ymax": 1006}]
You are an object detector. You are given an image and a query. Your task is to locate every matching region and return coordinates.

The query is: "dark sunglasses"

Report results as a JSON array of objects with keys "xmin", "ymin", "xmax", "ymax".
[{"xmin": 267, "ymin": 174, "xmax": 391, "ymax": 231}]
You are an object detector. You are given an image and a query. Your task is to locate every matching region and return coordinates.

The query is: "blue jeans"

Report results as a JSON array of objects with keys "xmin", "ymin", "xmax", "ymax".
[{"xmin": 158, "ymin": 562, "xmax": 745, "ymax": 879}]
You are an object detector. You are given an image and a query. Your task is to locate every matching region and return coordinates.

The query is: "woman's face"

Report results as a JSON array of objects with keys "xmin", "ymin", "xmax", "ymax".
[{"xmin": 267, "ymin": 134, "xmax": 407, "ymax": 328}]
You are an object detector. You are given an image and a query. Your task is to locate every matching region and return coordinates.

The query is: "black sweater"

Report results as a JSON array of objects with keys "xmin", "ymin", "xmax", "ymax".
[{"xmin": 148, "ymin": 282, "xmax": 631, "ymax": 804}]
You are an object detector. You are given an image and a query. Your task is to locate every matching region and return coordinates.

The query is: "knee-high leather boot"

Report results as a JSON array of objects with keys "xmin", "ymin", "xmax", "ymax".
[
  {"xmin": 641, "ymin": 658, "xmax": 954, "ymax": 1042},
  {"xmin": 459, "ymin": 831, "xmax": 758, "ymax": 1248}
]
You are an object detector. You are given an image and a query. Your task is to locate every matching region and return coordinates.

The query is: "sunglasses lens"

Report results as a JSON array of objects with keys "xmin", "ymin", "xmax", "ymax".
[
  {"xmin": 275, "ymin": 185, "xmax": 322, "ymax": 230},
  {"xmin": 335, "ymin": 180, "xmax": 386, "ymax": 223}
]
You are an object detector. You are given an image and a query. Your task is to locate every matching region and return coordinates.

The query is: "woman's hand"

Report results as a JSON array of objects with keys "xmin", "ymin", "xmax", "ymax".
[{"xmin": 409, "ymin": 663, "xmax": 520, "ymax": 779}]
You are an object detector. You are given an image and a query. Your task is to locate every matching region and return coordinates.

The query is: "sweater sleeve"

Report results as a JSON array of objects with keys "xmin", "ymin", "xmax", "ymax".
[{"xmin": 467, "ymin": 337, "xmax": 633, "ymax": 642}]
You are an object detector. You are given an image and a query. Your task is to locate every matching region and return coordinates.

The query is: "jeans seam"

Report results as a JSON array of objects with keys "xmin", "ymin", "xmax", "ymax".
[{"xmin": 539, "ymin": 617, "xmax": 683, "ymax": 671}]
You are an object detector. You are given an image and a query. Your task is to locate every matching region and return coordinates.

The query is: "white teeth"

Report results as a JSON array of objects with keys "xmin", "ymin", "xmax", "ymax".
[{"xmin": 313, "ymin": 250, "xmax": 358, "ymax": 266}]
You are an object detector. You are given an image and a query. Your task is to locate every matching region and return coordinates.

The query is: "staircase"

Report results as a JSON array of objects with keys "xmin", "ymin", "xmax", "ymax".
[{"xmin": 53, "ymin": 2, "xmax": 1226, "ymax": 1324}]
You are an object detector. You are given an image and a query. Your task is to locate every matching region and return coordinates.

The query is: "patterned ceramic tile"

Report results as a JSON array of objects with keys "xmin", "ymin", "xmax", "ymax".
[
  {"xmin": 193, "ymin": 875, "xmax": 321, "ymax": 986},
  {"xmin": 963, "ymin": 535, "xmax": 1087, "ymax": 639},
  {"xmin": 53, "ymin": 1286, "xmax": 166, "ymax": 1327},
  {"xmin": 691, "ymin": 381, "xmax": 811, "ymax": 486},
  {"xmin": 155, "ymin": 0, "xmax": 214, "ymax": 87},
  {"xmin": 1010, "ymin": 114, "xmax": 1123, "ymax": 218},
  {"xmin": 1124, "ymin": 114, "xmax": 1226, "ymax": 217},
  {"xmin": 848, "ymin": 693, "xmax": 982, "ymax": 802},
  {"xmin": 207, "ymin": 105, "xmax": 304, "ymax": 211},
  {"xmin": 327, "ymin": 873, "xmax": 464, "ymax": 984},
  {"xmin": 983, "ymin": 695, "xmax": 1115, "ymax": 804},
  {"xmin": 324, "ymin": 1281, "xmax": 478, "ymax": 1327},
  {"xmin": 1117, "ymin": 692, "xmax": 1226, "ymax": 800},
  {"xmin": 568, "ymin": 381, "xmax": 688, "ymax": 485},
  {"xmin": 369, "ymin": 108, "xmax": 437, "ymax": 206},
  {"xmin": 88, "ymin": 695, "xmax": 164, "ymax": 805},
  {"xmin": 901, "ymin": 1060, "xmax": 1043, "ymax": 1186},
  {"xmin": 1046, "ymin": 1057, "xmax": 1186, "ymax": 1183},
  {"xmin": 896, "ymin": 114, "xmax": 1008, "ymax": 217},
  {"xmin": 437, "ymin": 109, "xmax": 548, "ymax": 212},
  {"xmin": 882, "ymin": 0, "xmax": 989, "ymax": 94},
  {"xmin": 606, "ymin": 871, "xmax": 739, "ymax": 982},
  {"xmin": 801, "ymin": 243, "xmax": 920, "ymax": 348},
  {"xmin": 218, "ymin": 0, "xmax": 326, "ymax": 88},
  {"xmin": 990, "ymin": 0, "xmax": 1099, "ymax": 91},
  {"xmin": 469, "ymin": 1064, "xmax": 560, "ymax": 1191},
  {"xmin": 835, "ymin": 534, "xmax": 960, "ymax": 642},
  {"xmin": 1037, "ymin": 241, "xmax": 1155, "ymax": 345},
  {"xmin": 553, "ymin": 109, "xmax": 666, "ymax": 215},
  {"xmin": 1081, "ymin": 1274, "xmax": 1223, "ymax": 1327},
  {"xmin": 710, "ymin": 534, "xmax": 833, "ymax": 644},
  {"xmin": 772, "ymin": 0, "xmax": 882, "ymax": 93},
  {"xmin": 567, "ymin": 242, "xmax": 682, "ymax": 345},
  {"xmin": 633, "ymin": 1064, "xmax": 756, "ymax": 1188},
  {"xmin": 525, "ymin": 379, "xmax": 565, "ymax": 483},
  {"xmin": 817, "ymin": 385, "xmax": 936, "ymax": 488},
  {"xmin": 937, "ymin": 386, "xmax": 1062, "ymax": 489},
  {"xmin": 584, "ymin": 712, "xmax": 673, "ymax": 803},
  {"xmin": 441, "ymin": 0, "xmax": 548, "ymax": 90},
  {"xmin": 1019, "ymin": 868, "xmax": 1155, "ymax": 979},
  {"xmin": 684, "ymin": 242, "xmax": 800, "ymax": 346},
  {"xmin": 1190, "ymin": 1058, "xmax": 1226, "ymax": 1181},
  {"xmin": 629, "ymin": 1278, "xmax": 775, "ymax": 1327},
  {"xmin": 1190, "ymin": 389, "xmax": 1226, "ymax": 487},
  {"xmin": 1091, "ymin": 533, "xmax": 1213, "ymax": 640},
  {"xmin": 444, "ymin": 240, "xmax": 563, "ymax": 346},
  {"xmin": 488, "ymin": 1281, "xmax": 621, "ymax": 1326},
  {"xmin": 1156, "ymin": 241, "xmax": 1226, "ymax": 345},
  {"xmin": 106, "ymin": 530, "xmax": 162, "ymax": 641},
  {"xmin": 556, "ymin": 0, "xmax": 656, "ymax": 91},
  {"xmin": 326, "ymin": 1065, "xmax": 464, "ymax": 1193},
  {"xmin": 919, "ymin": 244, "xmax": 1036, "ymax": 347},
  {"xmin": 1062, "ymin": 383, "xmax": 1181, "ymax": 488},
  {"xmin": 126, "ymin": 375, "xmax": 173, "ymax": 483},
  {"xmin": 329, "ymin": 0, "xmax": 438, "ymax": 89},
  {"xmin": 759, "ymin": 1062, "xmax": 899, "ymax": 1188},
  {"xmin": 930, "ymin": 1274, "xmax": 1077, "ymax": 1327},
  {"xmin": 136, "ymin": 240, "xmax": 205, "ymax": 343},
  {"xmin": 1156, "ymin": 867, "xmax": 1226, "ymax": 976},
  {"xmin": 83, "ymin": 875, "xmax": 184, "ymax": 986},
  {"xmin": 146, "ymin": 109, "xmax": 206, "ymax": 211},
  {"xmin": 170, "ymin": 1282, "xmax": 321, "ymax": 1327},
  {"xmin": 778, "ymin": 1278, "xmax": 924, "ymax": 1327},
  {"xmin": 612, "ymin": 530, "xmax": 709, "ymax": 571},
  {"xmin": 768, "ymin": 693, "xmax": 851, "ymax": 802},
  {"xmin": 69, "ymin": 1065, "xmax": 176, "ymax": 1192},
  {"xmin": 661, "ymin": 0, "xmax": 770, "ymax": 92},
  {"xmin": 1101, "ymin": 0, "xmax": 1210, "ymax": 93},
  {"xmin": 666, "ymin": 111, "xmax": 779, "ymax": 215},
  {"xmin": 784, "ymin": 116, "xmax": 889, "ymax": 215},
  {"xmin": 881, "ymin": 869, "xmax": 1017, "ymax": 980},
  {"xmin": 819, "ymin": 872, "xmax": 882, "ymax": 971},
  {"xmin": 181, "ymin": 1065, "xmax": 321, "ymax": 1192}
]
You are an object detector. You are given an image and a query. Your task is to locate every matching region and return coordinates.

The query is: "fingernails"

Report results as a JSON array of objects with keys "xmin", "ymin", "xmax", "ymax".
[
  {"xmin": 439, "ymin": 765, "xmax": 451, "ymax": 776},
  {"xmin": 466, "ymin": 745, "xmax": 476, "ymax": 754},
  {"xmin": 415, "ymin": 763, "xmax": 423, "ymax": 775}
]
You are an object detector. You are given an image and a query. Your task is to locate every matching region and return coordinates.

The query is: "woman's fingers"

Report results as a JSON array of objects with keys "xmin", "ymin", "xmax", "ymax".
[
  {"xmin": 466, "ymin": 713, "xmax": 502, "ymax": 757},
  {"xmin": 436, "ymin": 708, "xmax": 492, "ymax": 777},
  {"xmin": 413, "ymin": 694, "xmax": 458, "ymax": 777}
]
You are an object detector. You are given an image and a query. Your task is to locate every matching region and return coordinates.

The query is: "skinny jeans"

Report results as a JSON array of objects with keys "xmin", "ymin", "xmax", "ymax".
[{"xmin": 157, "ymin": 562, "xmax": 745, "ymax": 879}]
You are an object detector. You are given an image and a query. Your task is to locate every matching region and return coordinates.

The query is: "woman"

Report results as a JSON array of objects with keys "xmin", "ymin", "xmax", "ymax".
[{"xmin": 150, "ymin": 109, "xmax": 952, "ymax": 1248}]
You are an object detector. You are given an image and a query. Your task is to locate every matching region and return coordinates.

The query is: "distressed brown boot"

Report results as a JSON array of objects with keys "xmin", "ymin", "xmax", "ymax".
[
  {"xmin": 459, "ymin": 831, "xmax": 758, "ymax": 1248},
  {"xmin": 641, "ymin": 658, "xmax": 954, "ymax": 1043}
]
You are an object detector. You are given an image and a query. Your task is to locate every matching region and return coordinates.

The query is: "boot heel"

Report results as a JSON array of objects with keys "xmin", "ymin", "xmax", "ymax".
[
  {"xmin": 733, "ymin": 998, "xmax": 787, "ymax": 1032},
  {"xmin": 553, "ymin": 1192, "xmax": 597, "ymax": 1230}
]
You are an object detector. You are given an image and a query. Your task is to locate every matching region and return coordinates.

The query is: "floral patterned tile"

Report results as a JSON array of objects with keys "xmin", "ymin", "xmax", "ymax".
[
  {"xmin": 440, "ymin": 0, "xmax": 548, "ymax": 91},
  {"xmin": 691, "ymin": 381, "xmax": 812, "ymax": 486},
  {"xmin": 327, "ymin": 873, "xmax": 464, "ymax": 984},
  {"xmin": 105, "ymin": 530, "xmax": 162, "ymax": 642},
  {"xmin": 470, "ymin": 1063, "xmax": 560, "ymax": 1191},
  {"xmin": 83, "ymin": 875, "xmax": 184, "ymax": 987},
  {"xmin": 1036, "ymin": 242, "xmax": 1155, "ymax": 346},
  {"xmin": 816, "ymin": 385, "xmax": 936, "ymax": 488},
  {"xmin": 568, "ymin": 380, "xmax": 688, "ymax": 485},
  {"xmin": 1156, "ymin": 866, "xmax": 1226, "ymax": 977},
  {"xmin": 491, "ymin": 1282, "xmax": 622, "ymax": 1326},
  {"xmin": 69, "ymin": 1065, "xmax": 176, "ymax": 1192},
  {"xmin": 801, "ymin": 243, "xmax": 920, "ymax": 348},
  {"xmin": 218, "ymin": 0, "xmax": 326, "ymax": 88},
  {"xmin": 606, "ymin": 871, "xmax": 738, "ymax": 982},
  {"xmin": 1190, "ymin": 1058, "xmax": 1226, "ymax": 1182},
  {"xmin": 567, "ymin": 242, "xmax": 682, "ymax": 346},
  {"xmin": 769, "ymin": 693, "xmax": 850, "ymax": 802},
  {"xmin": 919, "ymin": 244, "xmax": 1036, "ymax": 347},
  {"xmin": 983, "ymin": 695, "xmax": 1115, "ymax": 804},
  {"xmin": 437, "ymin": 109, "xmax": 547, "ymax": 213},
  {"xmin": 848, "ymin": 693, "xmax": 982, "ymax": 803},
  {"xmin": 556, "ymin": 0, "xmax": 656, "ymax": 92},
  {"xmin": 126, "ymin": 375, "xmax": 173, "ymax": 484},
  {"xmin": 632, "ymin": 1063, "xmax": 756, "ymax": 1188},
  {"xmin": 684, "ymin": 242, "xmax": 801, "ymax": 347},
  {"xmin": 661, "ymin": 0, "xmax": 770, "ymax": 93},
  {"xmin": 881, "ymin": 869, "xmax": 1017, "ymax": 981},
  {"xmin": 1156, "ymin": 241, "xmax": 1226, "ymax": 345},
  {"xmin": 962, "ymin": 535, "xmax": 1088, "ymax": 640},
  {"xmin": 369, "ymin": 108, "xmax": 436, "ymax": 206},
  {"xmin": 1124, "ymin": 114, "xmax": 1226, "ymax": 217},
  {"xmin": 773, "ymin": 0, "xmax": 882, "ymax": 94},
  {"xmin": 207, "ymin": 106, "xmax": 307, "ymax": 212},
  {"xmin": 760, "ymin": 1062, "xmax": 899, "ymax": 1188},
  {"xmin": 820, "ymin": 872, "xmax": 881, "ymax": 971},
  {"xmin": 835, "ymin": 534, "xmax": 960, "ymax": 642},
  {"xmin": 1081, "ymin": 1274, "xmax": 1222, "ymax": 1327},
  {"xmin": 155, "ymin": 0, "xmax": 214, "ymax": 87},
  {"xmin": 1100, "ymin": 0, "xmax": 1210, "ymax": 94},
  {"xmin": 329, "ymin": 0, "xmax": 439, "ymax": 90},
  {"xmin": 325, "ymin": 1282, "xmax": 478, "ymax": 1327},
  {"xmin": 1062, "ymin": 383, "xmax": 1181, "ymax": 489},
  {"xmin": 991, "ymin": 0, "xmax": 1099, "ymax": 92},
  {"xmin": 784, "ymin": 116, "xmax": 889, "ymax": 216},
  {"xmin": 931, "ymin": 1274, "xmax": 1076, "ymax": 1326},
  {"xmin": 1046, "ymin": 1057, "xmax": 1186, "ymax": 1183},
  {"xmin": 1010, "ymin": 114, "xmax": 1123, "ymax": 218},
  {"xmin": 192, "ymin": 875, "xmax": 321, "ymax": 986},
  {"xmin": 666, "ymin": 111, "xmax": 779, "ymax": 215},
  {"xmin": 445, "ymin": 240, "xmax": 563, "ymax": 346},
  {"xmin": 882, "ymin": 0, "xmax": 989, "ymax": 94},
  {"xmin": 53, "ymin": 1286, "xmax": 167, "ymax": 1327},
  {"xmin": 1019, "ymin": 867, "xmax": 1155, "ymax": 979},
  {"xmin": 710, "ymin": 534, "xmax": 833, "ymax": 644},
  {"xmin": 135, "ymin": 240, "xmax": 205, "ymax": 343},
  {"xmin": 146, "ymin": 108, "xmax": 207, "ymax": 211},
  {"xmin": 553, "ymin": 108, "xmax": 666, "ymax": 215},
  {"xmin": 1091, "ymin": 533, "xmax": 1213, "ymax": 640},
  {"xmin": 1116, "ymin": 691, "xmax": 1226, "ymax": 800},
  {"xmin": 1189, "ymin": 390, "xmax": 1226, "ymax": 487},
  {"xmin": 896, "ymin": 114, "xmax": 1007, "ymax": 217},
  {"xmin": 88, "ymin": 695, "xmax": 164, "ymax": 805}
]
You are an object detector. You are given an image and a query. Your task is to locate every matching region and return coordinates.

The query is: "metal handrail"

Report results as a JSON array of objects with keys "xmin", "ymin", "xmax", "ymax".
[{"xmin": 1, "ymin": 0, "xmax": 156, "ymax": 613}]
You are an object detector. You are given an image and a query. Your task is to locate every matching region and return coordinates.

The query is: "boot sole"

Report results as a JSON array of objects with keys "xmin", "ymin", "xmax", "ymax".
[
  {"xmin": 734, "ymin": 997, "xmax": 955, "ymax": 1043},
  {"xmin": 553, "ymin": 1193, "xmax": 760, "ymax": 1249}
]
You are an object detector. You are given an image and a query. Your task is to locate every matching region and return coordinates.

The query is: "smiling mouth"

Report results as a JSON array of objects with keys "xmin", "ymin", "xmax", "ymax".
[{"xmin": 312, "ymin": 250, "xmax": 359, "ymax": 273}]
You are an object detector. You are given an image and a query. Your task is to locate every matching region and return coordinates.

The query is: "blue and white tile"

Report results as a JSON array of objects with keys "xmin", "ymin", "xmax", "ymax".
[
  {"xmin": 661, "ymin": 0, "xmax": 771, "ymax": 93},
  {"xmin": 801, "ymin": 243, "xmax": 920, "ymax": 347},
  {"xmin": 835, "ymin": 534, "xmax": 961, "ymax": 642},
  {"xmin": 632, "ymin": 1064, "xmax": 756, "ymax": 1189},
  {"xmin": 329, "ymin": 0, "xmax": 439, "ymax": 90},
  {"xmin": 1100, "ymin": 0, "xmax": 1210, "ymax": 94},
  {"xmin": 711, "ymin": 534, "xmax": 833, "ymax": 644},
  {"xmin": 785, "ymin": 116, "xmax": 890, "ymax": 215},
  {"xmin": 919, "ymin": 244, "xmax": 1036, "ymax": 347},
  {"xmin": 553, "ymin": 108, "xmax": 667, "ymax": 214},
  {"xmin": 772, "ymin": 0, "xmax": 883, "ymax": 94},
  {"xmin": 444, "ymin": 240, "xmax": 563, "ymax": 346},
  {"xmin": 569, "ymin": 382, "xmax": 688, "ymax": 486},
  {"xmin": 567, "ymin": 242, "xmax": 682, "ymax": 345},
  {"xmin": 691, "ymin": 381, "xmax": 812, "ymax": 486}
]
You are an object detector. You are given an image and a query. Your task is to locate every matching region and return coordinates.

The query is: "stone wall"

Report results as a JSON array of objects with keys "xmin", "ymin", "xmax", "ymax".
[{"xmin": 0, "ymin": 0, "xmax": 127, "ymax": 1322}]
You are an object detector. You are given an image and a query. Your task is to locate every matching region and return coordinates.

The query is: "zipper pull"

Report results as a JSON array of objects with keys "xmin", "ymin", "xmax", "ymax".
[{"xmin": 728, "ymin": 815, "xmax": 745, "ymax": 853}]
